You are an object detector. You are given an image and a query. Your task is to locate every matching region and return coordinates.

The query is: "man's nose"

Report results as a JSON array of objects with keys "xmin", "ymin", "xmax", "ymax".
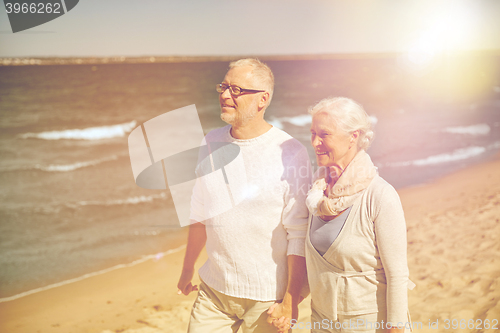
[{"xmin": 220, "ymin": 87, "xmax": 232, "ymax": 99}]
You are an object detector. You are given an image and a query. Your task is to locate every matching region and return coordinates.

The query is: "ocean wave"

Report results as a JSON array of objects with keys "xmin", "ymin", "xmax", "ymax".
[
  {"xmin": 268, "ymin": 115, "xmax": 312, "ymax": 129},
  {"xmin": 387, "ymin": 146, "xmax": 486, "ymax": 167},
  {"xmin": 0, "ymin": 245, "xmax": 185, "ymax": 303},
  {"xmin": 269, "ymin": 114, "xmax": 378, "ymax": 129},
  {"xmin": 268, "ymin": 119, "xmax": 284, "ymax": 129},
  {"xmin": 18, "ymin": 120, "xmax": 137, "ymax": 140},
  {"xmin": 442, "ymin": 124, "xmax": 490, "ymax": 135},
  {"xmin": 0, "ymin": 201, "xmax": 62, "ymax": 214},
  {"xmin": 72, "ymin": 192, "xmax": 168, "ymax": 207},
  {"xmin": 0, "ymin": 192, "xmax": 169, "ymax": 214},
  {"xmin": 488, "ymin": 141, "xmax": 500, "ymax": 150},
  {"xmin": 0, "ymin": 155, "xmax": 119, "ymax": 172}
]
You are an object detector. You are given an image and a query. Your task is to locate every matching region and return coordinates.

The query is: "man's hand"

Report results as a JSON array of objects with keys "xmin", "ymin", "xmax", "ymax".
[
  {"xmin": 177, "ymin": 268, "xmax": 198, "ymax": 295},
  {"xmin": 177, "ymin": 222, "xmax": 206, "ymax": 296},
  {"xmin": 267, "ymin": 301, "xmax": 297, "ymax": 333},
  {"xmin": 266, "ymin": 255, "xmax": 306, "ymax": 332}
]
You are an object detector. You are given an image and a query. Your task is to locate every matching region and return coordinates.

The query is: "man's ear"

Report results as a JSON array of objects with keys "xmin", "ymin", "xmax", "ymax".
[{"xmin": 258, "ymin": 92, "xmax": 270, "ymax": 110}]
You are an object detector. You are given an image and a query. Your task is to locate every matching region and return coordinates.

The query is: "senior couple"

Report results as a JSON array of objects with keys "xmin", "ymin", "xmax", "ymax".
[{"xmin": 177, "ymin": 59, "xmax": 411, "ymax": 333}]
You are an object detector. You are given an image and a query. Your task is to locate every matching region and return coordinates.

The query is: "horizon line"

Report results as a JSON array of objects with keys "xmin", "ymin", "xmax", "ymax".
[{"xmin": 1, "ymin": 50, "xmax": 500, "ymax": 66}]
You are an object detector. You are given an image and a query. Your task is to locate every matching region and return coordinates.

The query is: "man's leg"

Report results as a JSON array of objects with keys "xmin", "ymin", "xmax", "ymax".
[
  {"xmin": 238, "ymin": 298, "xmax": 278, "ymax": 333},
  {"xmin": 188, "ymin": 282, "xmax": 242, "ymax": 333}
]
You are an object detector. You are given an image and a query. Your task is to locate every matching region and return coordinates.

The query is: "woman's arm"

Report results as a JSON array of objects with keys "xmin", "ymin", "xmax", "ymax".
[{"xmin": 374, "ymin": 184, "xmax": 410, "ymax": 330}]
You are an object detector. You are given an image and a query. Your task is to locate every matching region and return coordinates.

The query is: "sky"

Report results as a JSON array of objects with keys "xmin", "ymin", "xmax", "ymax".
[{"xmin": 1, "ymin": 0, "xmax": 500, "ymax": 58}]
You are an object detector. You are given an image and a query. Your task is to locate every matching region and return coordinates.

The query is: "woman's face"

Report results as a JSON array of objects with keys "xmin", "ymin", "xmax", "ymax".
[{"xmin": 310, "ymin": 112, "xmax": 357, "ymax": 169}]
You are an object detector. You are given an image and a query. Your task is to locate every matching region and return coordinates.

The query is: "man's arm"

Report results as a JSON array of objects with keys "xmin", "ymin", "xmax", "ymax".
[
  {"xmin": 268, "ymin": 146, "xmax": 311, "ymax": 332},
  {"xmin": 177, "ymin": 222, "xmax": 206, "ymax": 295},
  {"xmin": 267, "ymin": 254, "xmax": 307, "ymax": 332}
]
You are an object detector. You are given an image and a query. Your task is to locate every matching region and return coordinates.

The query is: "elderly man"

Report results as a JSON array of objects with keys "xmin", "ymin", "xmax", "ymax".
[{"xmin": 177, "ymin": 58, "xmax": 311, "ymax": 333}]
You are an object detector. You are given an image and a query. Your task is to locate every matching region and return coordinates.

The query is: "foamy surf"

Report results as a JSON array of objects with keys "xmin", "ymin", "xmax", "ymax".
[
  {"xmin": 0, "ymin": 245, "xmax": 186, "ymax": 303},
  {"xmin": 387, "ymin": 146, "xmax": 487, "ymax": 167},
  {"xmin": 0, "ymin": 155, "xmax": 119, "ymax": 172},
  {"xmin": 442, "ymin": 124, "xmax": 491, "ymax": 135},
  {"xmin": 19, "ymin": 120, "xmax": 137, "ymax": 140},
  {"xmin": 74, "ymin": 192, "xmax": 168, "ymax": 207}
]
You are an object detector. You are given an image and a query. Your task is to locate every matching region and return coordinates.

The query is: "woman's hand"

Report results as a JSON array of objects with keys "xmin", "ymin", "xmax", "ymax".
[{"xmin": 267, "ymin": 302, "xmax": 295, "ymax": 333}]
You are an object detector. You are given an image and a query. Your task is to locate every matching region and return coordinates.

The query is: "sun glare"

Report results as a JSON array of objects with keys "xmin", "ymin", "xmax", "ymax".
[
  {"xmin": 433, "ymin": 5, "xmax": 477, "ymax": 50},
  {"xmin": 397, "ymin": 2, "xmax": 495, "ymax": 102},
  {"xmin": 406, "ymin": 2, "xmax": 479, "ymax": 70}
]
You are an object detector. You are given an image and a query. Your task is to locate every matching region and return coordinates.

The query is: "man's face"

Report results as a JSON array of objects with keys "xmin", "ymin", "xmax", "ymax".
[{"xmin": 219, "ymin": 66, "xmax": 264, "ymax": 127}]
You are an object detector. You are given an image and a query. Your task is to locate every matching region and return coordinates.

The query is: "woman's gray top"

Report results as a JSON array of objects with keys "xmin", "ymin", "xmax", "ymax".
[{"xmin": 309, "ymin": 206, "xmax": 352, "ymax": 256}]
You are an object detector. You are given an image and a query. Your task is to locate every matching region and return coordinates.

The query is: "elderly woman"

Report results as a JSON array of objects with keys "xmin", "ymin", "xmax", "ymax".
[{"xmin": 304, "ymin": 97, "xmax": 412, "ymax": 333}]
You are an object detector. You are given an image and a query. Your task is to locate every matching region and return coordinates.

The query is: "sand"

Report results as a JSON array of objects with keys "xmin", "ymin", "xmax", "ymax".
[
  {"xmin": 400, "ymin": 157, "xmax": 500, "ymax": 332},
  {"xmin": 1, "ymin": 156, "xmax": 499, "ymax": 333}
]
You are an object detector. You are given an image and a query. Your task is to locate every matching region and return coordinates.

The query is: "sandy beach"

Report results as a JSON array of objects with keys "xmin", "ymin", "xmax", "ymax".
[{"xmin": 1, "ymin": 156, "xmax": 499, "ymax": 333}]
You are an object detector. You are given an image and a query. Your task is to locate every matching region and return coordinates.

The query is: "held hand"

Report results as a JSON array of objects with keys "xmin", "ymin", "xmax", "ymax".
[
  {"xmin": 177, "ymin": 268, "xmax": 198, "ymax": 296},
  {"xmin": 267, "ymin": 302, "xmax": 296, "ymax": 333},
  {"xmin": 387, "ymin": 326, "xmax": 405, "ymax": 333}
]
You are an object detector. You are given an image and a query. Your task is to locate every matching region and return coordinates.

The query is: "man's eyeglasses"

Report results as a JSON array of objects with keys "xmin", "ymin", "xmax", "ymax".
[{"xmin": 216, "ymin": 83, "xmax": 265, "ymax": 97}]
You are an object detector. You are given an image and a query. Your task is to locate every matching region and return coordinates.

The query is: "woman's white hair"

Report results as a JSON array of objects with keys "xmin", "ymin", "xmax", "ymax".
[
  {"xmin": 229, "ymin": 58, "xmax": 274, "ymax": 105},
  {"xmin": 308, "ymin": 97, "xmax": 374, "ymax": 150}
]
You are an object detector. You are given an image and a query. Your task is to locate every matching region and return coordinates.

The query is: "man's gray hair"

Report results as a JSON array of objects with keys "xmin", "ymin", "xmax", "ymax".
[
  {"xmin": 229, "ymin": 58, "xmax": 274, "ymax": 105},
  {"xmin": 308, "ymin": 97, "xmax": 374, "ymax": 150}
]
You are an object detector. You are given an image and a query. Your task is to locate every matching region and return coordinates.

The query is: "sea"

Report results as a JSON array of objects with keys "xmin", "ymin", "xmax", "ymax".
[{"xmin": 1, "ymin": 54, "xmax": 500, "ymax": 301}]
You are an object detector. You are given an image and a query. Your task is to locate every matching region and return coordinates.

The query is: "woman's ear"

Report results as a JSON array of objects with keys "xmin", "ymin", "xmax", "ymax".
[{"xmin": 350, "ymin": 130, "xmax": 360, "ymax": 147}]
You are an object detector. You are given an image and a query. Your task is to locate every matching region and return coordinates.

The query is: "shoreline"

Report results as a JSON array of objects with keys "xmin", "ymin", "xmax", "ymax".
[
  {"xmin": 0, "ymin": 245, "xmax": 187, "ymax": 304},
  {"xmin": 0, "ymin": 238, "xmax": 204, "ymax": 333},
  {"xmin": 1, "ymin": 155, "xmax": 500, "ymax": 332}
]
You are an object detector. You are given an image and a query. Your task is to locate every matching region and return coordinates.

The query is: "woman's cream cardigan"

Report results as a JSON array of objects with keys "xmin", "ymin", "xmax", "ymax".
[{"xmin": 305, "ymin": 175, "xmax": 414, "ymax": 325}]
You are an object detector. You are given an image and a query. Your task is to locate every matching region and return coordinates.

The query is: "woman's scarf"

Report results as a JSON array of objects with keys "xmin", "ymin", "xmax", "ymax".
[{"xmin": 306, "ymin": 150, "xmax": 378, "ymax": 217}]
